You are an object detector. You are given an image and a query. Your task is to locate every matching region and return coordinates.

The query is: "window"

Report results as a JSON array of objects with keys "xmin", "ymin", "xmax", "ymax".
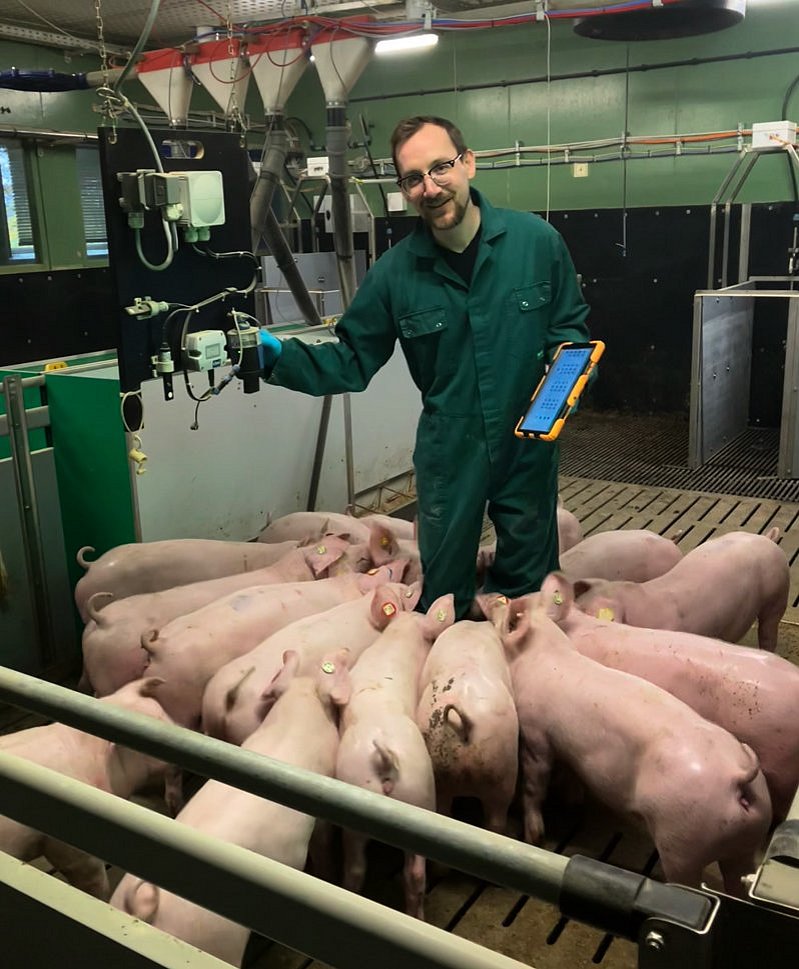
[
  {"xmin": 76, "ymin": 146, "xmax": 108, "ymax": 258},
  {"xmin": 0, "ymin": 139, "xmax": 36, "ymax": 263}
]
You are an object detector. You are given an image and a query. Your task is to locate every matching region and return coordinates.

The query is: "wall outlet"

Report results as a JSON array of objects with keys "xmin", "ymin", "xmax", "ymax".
[{"xmin": 573, "ymin": 163, "xmax": 589, "ymax": 178}]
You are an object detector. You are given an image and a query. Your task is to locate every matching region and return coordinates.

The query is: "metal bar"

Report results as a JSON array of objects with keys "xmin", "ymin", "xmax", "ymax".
[
  {"xmin": 343, "ymin": 390, "xmax": 356, "ymax": 510},
  {"xmin": 1, "ymin": 377, "xmax": 55, "ymax": 666},
  {"xmin": 0, "ymin": 666, "xmax": 568, "ymax": 902},
  {"xmin": 779, "ymin": 297, "xmax": 799, "ymax": 478},
  {"xmin": 721, "ymin": 201, "xmax": 732, "ymax": 289},
  {"xmin": 725, "ymin": 152, "xmax": 760, "ymax": 205},
  {"xmin": 307, "ymin": 394, "xmax": 333, "ymax": 512},
  {"xmin": 688, "ymin": 293, "xmax": 705, "ymax": 468},
  {"xmin": 738, "ymin": 203, "xmax": 751, "ymax": 284},
  {"xmin": 0, "ymin": 404, "xmax": 49, "ymax": 437},
  {"xmin": 0, "ymin": 752, "xmax": 533, "ymax": 969},
  {"xmin": 0, "ymin": 851, "xmax": 231, "ymax": 969},
  {"xmin": 711, "ymin": 150, "xmax": 749, "ymax": 205},
  {"xmin": 707, "ymin": 203, "xmax": 718, "ymax": 289}
]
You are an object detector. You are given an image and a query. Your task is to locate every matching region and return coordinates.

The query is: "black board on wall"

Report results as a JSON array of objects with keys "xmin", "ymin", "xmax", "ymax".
[{"xmin": 98, "ymin": 126, "xmax": 256, "ymax": 393}]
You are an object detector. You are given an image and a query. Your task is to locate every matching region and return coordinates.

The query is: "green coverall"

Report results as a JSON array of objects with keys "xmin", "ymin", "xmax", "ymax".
[{"xmin": 268, "ymin": 189, "xmax": 591, "ymax": 618}]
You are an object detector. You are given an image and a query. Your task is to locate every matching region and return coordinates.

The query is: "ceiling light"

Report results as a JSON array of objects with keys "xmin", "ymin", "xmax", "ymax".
[{"xmin": 375, "ymin": 33, "xmax": 439, "ymax": 55}]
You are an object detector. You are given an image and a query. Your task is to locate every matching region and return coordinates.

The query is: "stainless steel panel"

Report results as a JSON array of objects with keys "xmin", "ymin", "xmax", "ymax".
[
  {"xmin": 260, "ymin": 250, "xmax": 368, "ymax": 323},
  {"xmin": 689, "ymin": 292, "xmax": 754, "ymax": 465},
  {"xmin": 779, "ymin": 298, "xmax": 799, "ymax": 477},
  {"xmin": 0, "ymin": 450, "xmax": 77, "ymax": 673}
]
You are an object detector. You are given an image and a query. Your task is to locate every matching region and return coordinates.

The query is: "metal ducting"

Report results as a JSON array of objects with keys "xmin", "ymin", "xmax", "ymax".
[{"xmin": 573, "ymin": 0, "xmax": 745, "ymax": 41}]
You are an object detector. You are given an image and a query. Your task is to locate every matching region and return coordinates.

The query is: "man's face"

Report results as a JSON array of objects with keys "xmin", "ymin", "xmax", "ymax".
[{"xmin": 395, "ymin": 124, "xmax": 475, "ymax": 232}]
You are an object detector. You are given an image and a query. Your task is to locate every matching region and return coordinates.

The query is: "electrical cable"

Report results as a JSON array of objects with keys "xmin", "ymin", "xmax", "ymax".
[
  {"xmin": 134, "ymin": 221, "xmax": 176, "ymax": 271},
  {"xmin": 544, "ymin": 10, "xmax": 552, "ymax": 223},
  {"xmin": 114, "ymin": 0, "xmax": 162, "ymax": 90},
  {"xmin": 782, "ymin": 73, "xmax": 799, "ymax": 122}
]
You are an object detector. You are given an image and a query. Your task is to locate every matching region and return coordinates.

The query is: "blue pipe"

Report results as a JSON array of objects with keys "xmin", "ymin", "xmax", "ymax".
[{"xmin": 0, "ymin": 68, "xmax": 90, "ymax": 92}]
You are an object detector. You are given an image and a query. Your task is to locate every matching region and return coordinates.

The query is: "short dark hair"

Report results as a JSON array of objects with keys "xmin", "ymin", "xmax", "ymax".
[{"xmin": 390, "ymin": 116, "xmax": 468, "ymax": 174}]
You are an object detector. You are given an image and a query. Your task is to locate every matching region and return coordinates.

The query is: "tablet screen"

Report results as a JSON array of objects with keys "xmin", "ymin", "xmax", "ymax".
[{"xmin": 518, "ymin": 346, "xmax": 594, "ymax": 434}]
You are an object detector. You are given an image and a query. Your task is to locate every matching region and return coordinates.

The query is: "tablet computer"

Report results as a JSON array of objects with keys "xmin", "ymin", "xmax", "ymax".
[{"xmin": 514, "ymin": 340, "xmax": 604, "ymax": 442}]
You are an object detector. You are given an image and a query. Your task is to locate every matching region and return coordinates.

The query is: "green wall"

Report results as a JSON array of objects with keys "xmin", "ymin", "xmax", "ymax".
[{"xmin": 0, "ymin": 2, "xmax": 797, "ymax": 269}]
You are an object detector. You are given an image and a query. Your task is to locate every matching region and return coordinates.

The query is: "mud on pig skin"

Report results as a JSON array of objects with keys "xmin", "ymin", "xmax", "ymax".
[
  {"xmin": 495, "ymin": 594, "xmax": 772, "ymax": 896},
  {"xmin": 416, "ymin": 619, "xmax": 518, "ymax": 835}
]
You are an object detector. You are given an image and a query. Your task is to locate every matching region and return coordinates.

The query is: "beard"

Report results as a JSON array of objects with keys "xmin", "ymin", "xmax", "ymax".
[{"xmin": 418, "ymin": 190, "xmax": 470, "ymax": 232}]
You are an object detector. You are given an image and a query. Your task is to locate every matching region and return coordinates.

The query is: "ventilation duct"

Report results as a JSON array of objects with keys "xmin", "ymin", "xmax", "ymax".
[{"xmin": 573, "ymin": 0, "xmax": 745, "ymax": 41}]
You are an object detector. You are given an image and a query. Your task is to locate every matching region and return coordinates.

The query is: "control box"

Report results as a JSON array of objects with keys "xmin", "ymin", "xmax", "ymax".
[
  {"xmin": 751, "ymin": 121, "xmax": 797, "ymax": 149},
  {"xmin": 184, "ymin": 329, "xmax": 228, "ymax": 371}
]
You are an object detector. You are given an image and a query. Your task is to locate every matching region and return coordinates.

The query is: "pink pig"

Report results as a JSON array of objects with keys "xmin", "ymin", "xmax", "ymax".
[
  {"xmin": 143, "ymin": 563, "xmax": 408, "ymax": 729},
  {"xmin": 111, "ymin": 650, "xmax": 349, "ymax": 967},
  {"xmin": 573, "ymin": 529, "xmax": 788, "ymax": 651},
  {"xmin": 0, "ymin": 678, "xmax": 180, "ymax": 899},
  {"xmin": 336, "ymin": 594, "xmax": 455, "ymax": 919},
  {"xmin": 80, "ymin": 536, "xmax": 363, "ymax": 697},
  {"xmin": 494, "ymin": 594, "xmax": 772, "ymax": 895},
  {"xmin": 257, "ymin": 510, "xmax": 416, "ymax": 544},
  {"xmin": 560, "ymin": 528, "xmax": 683, "ymax": 583},
  {"xmin": 415, "ymin": 620, "xmax": 518, "ymax": 835},
  {"xmin": 202, "ymin": 583, "xmax": 421, "ymax": 744},
  {"xmin": 539, "ymin": 571, "xmax": 799, "ymax": 821},
  {"xmin": 75, "ymin": 538, "xmax": 299, "ymax": 621}
]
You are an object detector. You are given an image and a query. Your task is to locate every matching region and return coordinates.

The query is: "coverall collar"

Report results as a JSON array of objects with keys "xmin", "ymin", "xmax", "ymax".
[{"xmin": 406, "ymin": 188, "xmax": 506, "ymax": 260}]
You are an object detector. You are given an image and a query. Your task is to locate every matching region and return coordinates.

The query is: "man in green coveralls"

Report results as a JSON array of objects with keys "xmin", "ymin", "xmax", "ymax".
[{"xmin": 260, "ymin": 116, "xmax": 592, "ymax": 619}]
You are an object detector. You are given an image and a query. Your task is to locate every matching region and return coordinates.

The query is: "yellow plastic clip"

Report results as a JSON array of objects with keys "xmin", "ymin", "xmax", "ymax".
[{"xmin": 128, "ymin": 434, "xmax": 147, "ymax": 476}]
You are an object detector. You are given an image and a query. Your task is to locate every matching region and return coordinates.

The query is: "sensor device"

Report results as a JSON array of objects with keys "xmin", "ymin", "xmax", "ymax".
[{"xmin": 514, "ymin": 340, "xmax": 604, "ymax": 442}]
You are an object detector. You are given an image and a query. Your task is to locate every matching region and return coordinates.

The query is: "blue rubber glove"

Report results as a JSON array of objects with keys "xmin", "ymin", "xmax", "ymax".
[{"xmin": 257, "ymin": 328, "xmax": 283, "ymax": 374}]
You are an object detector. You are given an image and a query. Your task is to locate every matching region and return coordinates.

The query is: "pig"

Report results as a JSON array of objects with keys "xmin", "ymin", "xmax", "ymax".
[
  {"xmin": 257, "ymin": 510, "xmax": 416, "ymax": 544},
  {"xmin": 111, "ymin": 650, "xmax": 349, "ymax": 967},
  {"xmin": 556, "ymin": 504, "xmax": 583, "ymax": 554},
  {"xmin": 0, "ymin": 678, "xmax": 180, "ymax": 899},
  {"xmin": 75, "ymin": 538, "xmax": 299, "ymax": 621},
  {"xmin": 80, "ymin": 529, "xmax": 401, "ymax": 696},
  {"xmin": 560, "ymin": 528, "xmax": 683, "ymax": 583},
  {"xmin": 202, "ymin": 582, "xmax": 422, "ymax": 745},
  {"xmin": 493, "ymin": 593, "xmax": 772, "ymax": 895},
  {"xmin": 336, "ymin": 594, "xmax": 455, "ymax": 919},
  {"xmin": 142, "ymin": 563, "xmax": 408, "ymax": 729},
  {"xmin": 415, "ymin": 620, "xmax": 518, "ymax": 835},
  {"xmin": 538, "ymin": 571, "xmax": 799, "ymax": 821},
  {"xmin": 573, "ymin": 529, "xmax": 789, "ymax": 651}
]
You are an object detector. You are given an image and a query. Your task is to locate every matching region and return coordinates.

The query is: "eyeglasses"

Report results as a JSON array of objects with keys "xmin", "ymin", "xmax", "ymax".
[{"xmin": 396, "ymin": 153, "xmax": 464, "ymax": 195}]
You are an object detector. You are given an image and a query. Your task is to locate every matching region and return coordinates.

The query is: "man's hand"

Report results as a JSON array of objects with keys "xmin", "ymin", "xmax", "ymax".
[{"xmin": 257, "ymin": 329, "xmax": 283, "ymax": 372}]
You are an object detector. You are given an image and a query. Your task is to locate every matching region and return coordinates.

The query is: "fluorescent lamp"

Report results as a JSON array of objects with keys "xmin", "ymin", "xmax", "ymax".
[{"xmin": 375, "ymin": 33, "xmax": 439, "ymax": 55}]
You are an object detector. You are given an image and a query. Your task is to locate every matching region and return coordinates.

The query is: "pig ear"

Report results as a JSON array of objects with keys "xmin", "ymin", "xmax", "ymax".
[
  {"xmin": 304, "ymin": 540, "xmax": 345, "ymax": 578},
  {"xmin": 570, "ymin": 577, "xmax": 595, "ymax": 603},
  {"xmin": 370, "ymin": 586, "xmax": 403, "ymax": 629},
  {"xmin": 140, "ymin": 628, "xmax": 159, "ymax": 656},
  {"xmin": 501, "ymin": 606, "xmax": 531, "ymax": 658},
  {"xmin": 318, "ymin": 649, "xmax": 351, "ymax": 707},
  {"xmin": 420, "ymin": 593, "xmax": 455, "ymax": 636},
  {"xmin": 138, "ymin": 676, "xmax": 166, "ymax": 698},
  {"xmin": 472, "ymin": 592, "xmax": 508, "ymax": 623},
  {"xmin": 367, "ymin": 524, "xmax": 399, "ymax": 566},
  {"xmin": 262, "ymin": 650, "xmax": 301, "ymax": 703},
  {"xmin": 400, "ymin": 581, "xmax": 422, "ymax": 612},
  {"xmin": 540, "ymin": 572, "xmax": 573, "ymax": 621}
]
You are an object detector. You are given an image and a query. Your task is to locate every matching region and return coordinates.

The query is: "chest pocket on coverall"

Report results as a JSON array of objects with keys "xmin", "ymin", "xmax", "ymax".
[{"xmin": 398, "ymin": 306, "xmax": 450, "ymax": 389}]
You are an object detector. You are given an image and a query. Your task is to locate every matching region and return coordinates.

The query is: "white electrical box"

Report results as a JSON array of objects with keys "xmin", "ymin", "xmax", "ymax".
[
  {"xmin": 307, "ymin": 156, "xmax": 330, "ymax": 177},
  {"xmin": 184, "ymin": 329, "xmax": 227, "ymax": 371},
  {"xmin": 387, "ymin": 192, "xmax": 407, "ymax": 212},
  {"xmin": 751, "ymin": 121, "xmax": 797, "ymax": 149},
  {"xmin": 166, "ymin": 170, "xmax": 226, "ymax": 227}
]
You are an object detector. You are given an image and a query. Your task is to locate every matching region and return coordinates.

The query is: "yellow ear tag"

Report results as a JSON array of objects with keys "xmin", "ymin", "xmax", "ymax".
[
  {"xmin": 436, "ymin": 609, "xmax": 447, "ymax": 622},
  {"xmin": 497, "ymin": 595, "xmax": 508, "ymax": 605},
  {"xmin": 553, "ymin": 591, "xmax": 563, "ymax": 606},
  {"xmin": 382, "ymin": 602, "xmax": 397, "ymax": 617},
  {"xmin": 380, "ymin": 535, "xmax": 391, "ymax": 548},
  {"xmin": 321, "ymin": 661, "xmax": 335, "ymax": 674},
  {"xmin": 405, "ymin": 589, "xmax": 415, "ymax": 598},
  {"xmin": 598, "ymin": 607, "xmax": 615, "ymax": 622},
  {"xmin": 367, "ymin": 568, "xmax": 378, "ymax": 575},
  {"xmin": 316, "ymin": 544, "xmax": 327, "ymax": 555}
]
